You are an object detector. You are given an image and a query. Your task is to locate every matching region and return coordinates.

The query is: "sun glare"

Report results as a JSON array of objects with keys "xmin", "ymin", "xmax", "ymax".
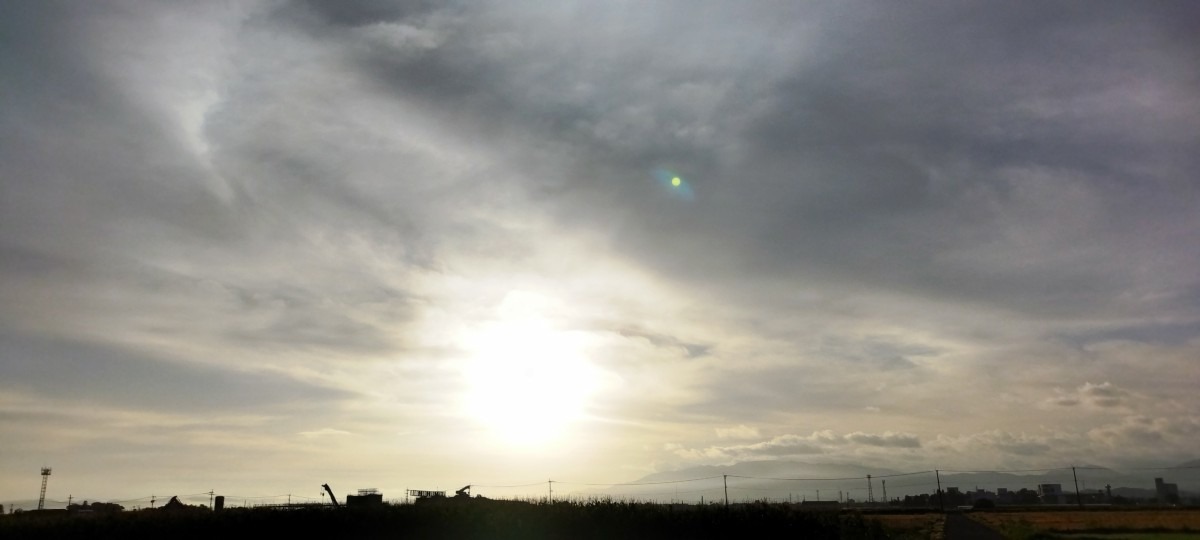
[{"xmin": 460, "ymin": 298, "xmax": 599, "ymax": 447}]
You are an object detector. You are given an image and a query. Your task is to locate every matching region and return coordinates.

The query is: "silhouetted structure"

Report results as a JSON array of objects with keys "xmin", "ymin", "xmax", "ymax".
[
  {"xmin": 67, "ymin": 501, "xmax": 123, "ymax": 514},
  {"xmin": 158, "ymin": 496, "xmax": 206, "ymax": 513},
  {"xmin": 1155, "ymin": 478, "xmax": 1180, "ymax": 504},
  {"xmin": 321, "ymin": 484, "xmax": 339, "ymax": 507},
  {"xmin": 800, "ymin": 501, "xmax": 840, "ymax": 510},
  {"xmin": 1038, "ymin": 483, "xmax": 1064, "ymax": 504},
  {"xmin": 346, "ymin": 488, "xmax": 383, "ymax": 508},
  {"xmin": 36, "ymin": 468, "xmax": 50, "ymax": 511},
  {"xmin": 408, "ymin": 489, "xmax": 446, "ymax": 501}
]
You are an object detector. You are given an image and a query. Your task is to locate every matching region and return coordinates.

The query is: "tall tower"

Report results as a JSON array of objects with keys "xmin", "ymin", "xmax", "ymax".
[{"xmin": 38, "ymin": 467, "xmax": 52, "ymax": 510}]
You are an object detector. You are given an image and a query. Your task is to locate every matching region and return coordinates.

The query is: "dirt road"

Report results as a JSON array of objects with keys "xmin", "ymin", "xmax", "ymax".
[{"xmin": 943, "ymin": 512, "xmax": 1005, "ymax": 540}]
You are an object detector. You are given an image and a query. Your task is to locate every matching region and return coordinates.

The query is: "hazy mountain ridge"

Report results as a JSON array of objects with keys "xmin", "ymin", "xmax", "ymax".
[
  {"xmin": 612, "ymin": 459, "xmax": 1200, "ymax": 501},
  {"xmin": 634, "ymin": 461, "xmax": 904, "ymax": 484}
]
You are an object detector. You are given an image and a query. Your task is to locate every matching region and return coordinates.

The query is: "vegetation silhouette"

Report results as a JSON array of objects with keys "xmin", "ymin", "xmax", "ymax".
[{"xmin": 0, "ymin": 499, "xmax": 889, "ymax": 540}]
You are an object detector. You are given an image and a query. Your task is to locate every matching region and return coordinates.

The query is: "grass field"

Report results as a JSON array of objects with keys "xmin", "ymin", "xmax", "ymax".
[
  {"xmin": 971, "ymin": 509, "xmax": 1200, "ymax": 540},
  {"xmin": 1053, "ymin": 534, "xmax": 1200, "ymax": 540},
  {"xmin": 0, "ymin": 500, "xmax": 892, "ymax": 540},
  {"xmin": 867, "ymin": 512, "xmax": 944, "ymax": 539}
]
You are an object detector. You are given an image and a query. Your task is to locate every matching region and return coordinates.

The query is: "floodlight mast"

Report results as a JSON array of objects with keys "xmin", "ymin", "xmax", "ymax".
[{"xmin": 38, "ymin": 468, "xmax": 52, "ymax": 510}]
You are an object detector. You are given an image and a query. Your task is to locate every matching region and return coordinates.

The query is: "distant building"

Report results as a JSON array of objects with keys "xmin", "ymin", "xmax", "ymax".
[
  {"xmin": 67, "ymin": 501, "xmax": 123, "ymax": 514},
  {"xmin": 800, "ymin": 501, "xmax": 840, "ymax": 510},
  {"xmin": 1038, "ymin": 484, "xmax": 1064, "ymax": 504},
  {"xmin": 969, "ymin": 488, "xmax": 997, "ymax": 503},
  {"xmin": 347, "ymin": 488, "xmax": 384, "ymax": 508},
  {"xmin": 1155, "ymin": 478, "xmax": 1179, "ymax": 504}
]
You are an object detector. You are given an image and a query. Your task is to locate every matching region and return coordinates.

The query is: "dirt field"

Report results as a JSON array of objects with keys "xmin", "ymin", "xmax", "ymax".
[
  {"xmin": 972, "ymin": 509, "xmax": 1200, "ymax": 538},
  {"xmin": 867, "ymin": 513, "xmax": 944, "ymax": 539}
]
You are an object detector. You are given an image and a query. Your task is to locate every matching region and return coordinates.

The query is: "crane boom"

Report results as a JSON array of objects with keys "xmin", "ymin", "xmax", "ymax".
[{"xmin": 321, "ymin": 483, "xmax": 340, "ymax": 507}]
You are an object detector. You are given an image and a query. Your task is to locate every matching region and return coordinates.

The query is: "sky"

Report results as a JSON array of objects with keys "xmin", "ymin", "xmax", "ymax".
[{"xmin": 2, "ymin": 0, "xmax": 1199, "ymax": 507}]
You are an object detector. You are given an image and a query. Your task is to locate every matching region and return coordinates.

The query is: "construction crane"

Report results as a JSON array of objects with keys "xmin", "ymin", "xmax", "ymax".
[
  {"xmin": 455, "ymin": 485, "xmax": 471, "ymax": 498},
  {"xmin": 321, "ymin": 484, "xmax": 340, "ymax": 507}
]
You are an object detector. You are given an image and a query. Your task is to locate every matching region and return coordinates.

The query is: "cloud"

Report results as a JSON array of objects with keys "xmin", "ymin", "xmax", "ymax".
[
  {"xmin": 1088, "ymin": 415, "xmax": 1200, "ymax": 450},
  {"xmin": 1045, "ymin": 381, "xmax": 1133, "ymax": 410},
  {"xmin": 2, "ymin": 0, "xmax": 1199, "ymax": 501},
  {"xmin": 298, "ymin": 428, "xmax": 352, "ymax": 438},
  {"xmin": 844, "ymin": 432, "xmax": 921, "ymax": 449},
  {"xmin": 669, "ymin": 430, "xmax": 921, "ymax": 464},
  {"xmin": 715, "ymin": 425, "xmax": 760, "ymax": 440},
  {"xmin": 0, "ymin": 332, "xmax": 355, "ymax": 413},
  {"xmin": 615, "ymin": 325, "xmax": 711, "ymax": 359},
  {"xmin": 1079, "ymin": 382, "xmax": 1130, "ymax": 408}
]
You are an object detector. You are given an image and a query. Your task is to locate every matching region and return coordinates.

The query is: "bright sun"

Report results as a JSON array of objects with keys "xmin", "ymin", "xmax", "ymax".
[{"xmin": 460, "ymin": 303, "xmax": 598, "ymax": 446}]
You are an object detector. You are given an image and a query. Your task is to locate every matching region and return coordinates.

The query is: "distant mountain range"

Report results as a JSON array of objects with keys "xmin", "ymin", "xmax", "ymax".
[{"xmin": 588, "ymin": 459, "xmax": 1200, "ymax": 503}]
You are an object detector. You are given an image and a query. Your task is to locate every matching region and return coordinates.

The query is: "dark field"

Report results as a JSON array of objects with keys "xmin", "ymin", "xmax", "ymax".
[
  {"xmin": 0, "ymin": 500, "xmax": 891, "ymax": 540},
  {"xmin": 971, "ymin": 509, "xmax": 1200, "ymax": 539}
]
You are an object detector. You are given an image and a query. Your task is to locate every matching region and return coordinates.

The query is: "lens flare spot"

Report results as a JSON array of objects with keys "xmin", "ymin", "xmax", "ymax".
[{"xmin": 653, "ymin": 168, "xmax": 694, "ymax": 201}]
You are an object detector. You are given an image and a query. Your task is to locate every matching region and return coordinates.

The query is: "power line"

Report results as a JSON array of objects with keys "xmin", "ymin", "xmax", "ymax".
[
  {"xmin": 938, "ymin": 467, "xmax": 1072, "ymax": 473},
  {"xmin": 472, "ymin": 481, "xmax": 549, "ymax": 488},
  {"xmin": 555, "ymin": 475, "xmax": 724, "ymax": 486},
  {"xmin": 729, "ymin": 474, "xmax": 869, "ymax": 481},
  {"xmin": 1084, "ymin": 465, "xmax": 1200, "ymax": 470},
  {"xmin": 875, "ymin": 470, "xmax": 936, "ymax": 478}
]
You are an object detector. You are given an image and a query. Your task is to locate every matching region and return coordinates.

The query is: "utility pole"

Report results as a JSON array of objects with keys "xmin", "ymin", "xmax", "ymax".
[
  {"xmin": 867, "ymin": 475, "xmax": 874, "ymax": 504},
  {"xmin": 1072, "ymin": 467, "xmax": 1083, "ymax": 509},
  {"xmin": 935, "ymin": 470, "xmax": 944, "ymax": 512},
  {"xmin": 882, "ymin": 480, "xmax": 887, "ymax": 505},
  {"xmin": 209, "ymin": 490, "xmax": 214, "ymax": 509},
  {"xmin": 816, "ymin": 489, "xmax": 820, "ymax": 501},
  {"xmin": 548, "ymin": 480, "xmax": 553, "ymax": 504},
  {"xmin": 723, "ymin": 475, "xmax": 729, "ymax": 508}
]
